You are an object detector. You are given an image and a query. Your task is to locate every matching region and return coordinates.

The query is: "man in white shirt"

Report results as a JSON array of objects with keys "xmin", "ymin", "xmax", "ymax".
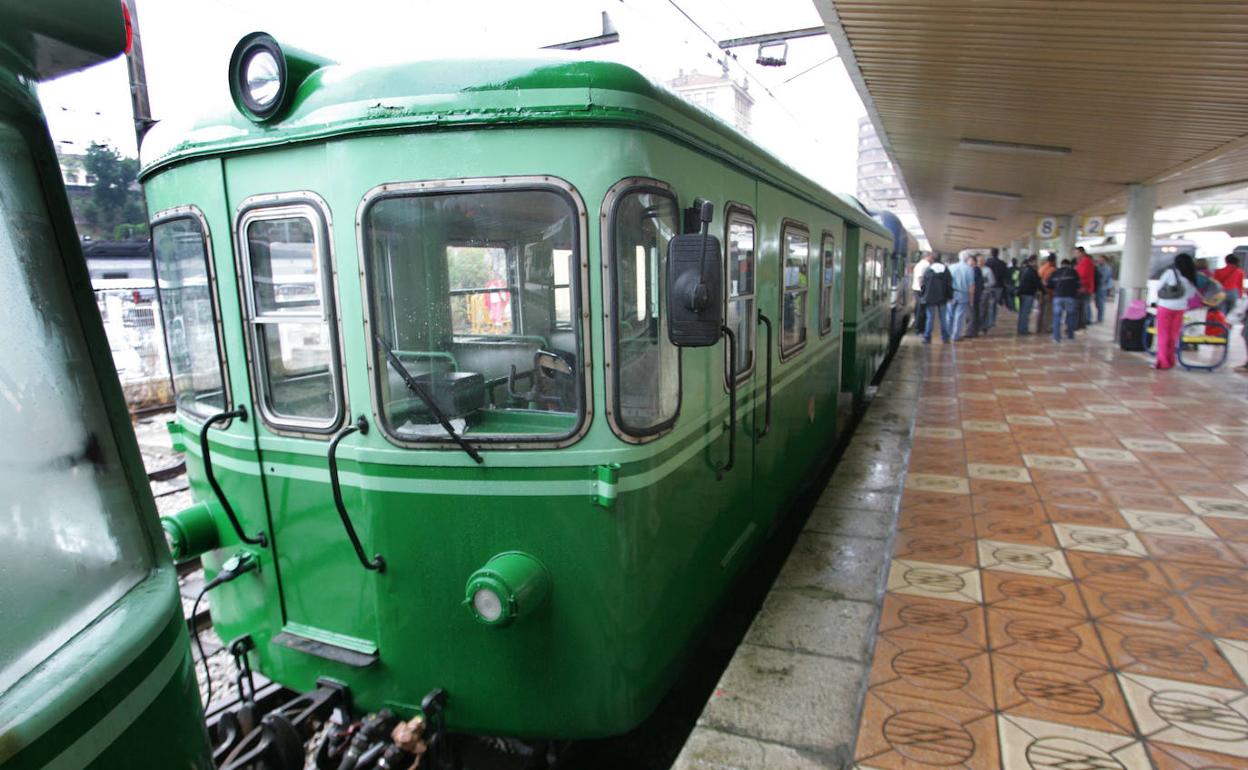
[{"xmin": 911, "ymin": 253, "xmax": 932, "ymax": 335}]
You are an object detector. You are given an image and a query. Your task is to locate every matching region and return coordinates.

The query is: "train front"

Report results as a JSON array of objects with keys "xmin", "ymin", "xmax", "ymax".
[{"xmin": 147, "ymin": 35, "xmax": 757, "ymax": 757}]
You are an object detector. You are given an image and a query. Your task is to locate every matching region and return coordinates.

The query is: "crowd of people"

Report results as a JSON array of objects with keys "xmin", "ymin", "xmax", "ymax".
[
  {"xmin": 911, "ymin": 245, "xmax": 1248, "ymax": 373},
  {"xmin": 911, "ymin": 246, "xmax": 1113, "ymax": 344}
]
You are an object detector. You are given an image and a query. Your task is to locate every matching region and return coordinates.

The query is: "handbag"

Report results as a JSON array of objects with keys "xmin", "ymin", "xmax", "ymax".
[{"xmin": 1158, "ymin": 269, "xmax": 1184, "ymax": 300}]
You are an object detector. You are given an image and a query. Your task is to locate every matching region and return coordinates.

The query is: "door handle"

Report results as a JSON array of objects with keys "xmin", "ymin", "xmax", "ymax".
[
  {"xmin": 199, "ymin": 405, "xmax": 267, "ymax": 547},
  {"xmin": 717, "ymin": 325, "xmax": 737, "ymax": 479},
  {"xmin": 328, "ymin": 416, "xmax": 385, "ymax": 573},
  {"xmin": 756, "ymin": 311, "xmax": 773, "ymax": 439}
]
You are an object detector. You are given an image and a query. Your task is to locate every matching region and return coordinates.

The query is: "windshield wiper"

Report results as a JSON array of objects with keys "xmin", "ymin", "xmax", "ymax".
[{"xmin": 374, "ymin": 334, "xmax": 484, "ymax": 465}]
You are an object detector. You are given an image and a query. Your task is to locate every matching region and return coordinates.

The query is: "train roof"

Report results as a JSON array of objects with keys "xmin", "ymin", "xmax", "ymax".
[{"xmin": 139, "ymin": 55, "xmax": 888, "ymax": 236}]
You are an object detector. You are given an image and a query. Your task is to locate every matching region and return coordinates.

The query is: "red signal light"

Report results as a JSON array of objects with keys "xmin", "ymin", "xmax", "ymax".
[{"xmin": 121, "ymin": 2, "xmax": 134, "ymax": 55}]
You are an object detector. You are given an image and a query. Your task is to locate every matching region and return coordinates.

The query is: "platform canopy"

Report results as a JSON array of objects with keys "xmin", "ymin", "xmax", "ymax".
[{"xmin": 814, "ymin": 0, "xmax": 1248, "ymax": 252}]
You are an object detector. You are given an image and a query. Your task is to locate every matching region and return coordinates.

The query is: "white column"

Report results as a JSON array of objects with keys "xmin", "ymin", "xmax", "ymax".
[
  {"xmin": 1009, "ymin": 239, "xmax": 1022, "ymax": 262},
  {"xmin": 1027, "ymin": 234, "xmax": 1038, "ymax": 257},
  {"xmin": 1119, "ymin": 184, "xmax": 1155, "ymax": 294},
  {"xmin": 1058, "ymin": 215, "xmax": 1076, "ymax": 262},
  {"xmin": 1116, "ymin": 184, "xmax": 1156, "ymax": 329}
]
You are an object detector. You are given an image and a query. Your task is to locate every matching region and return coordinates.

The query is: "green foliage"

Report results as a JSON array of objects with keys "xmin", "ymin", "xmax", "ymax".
[{"xmin": 83, "ymin": 142, "xmax": 138, "ymax": 224}]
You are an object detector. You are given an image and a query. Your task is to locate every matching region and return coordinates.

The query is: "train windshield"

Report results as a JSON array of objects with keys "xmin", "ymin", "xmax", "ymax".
[
  {"xmin": 0, "ymin": 119, "xmax": 154, "ymax": 696},
  {"xmin": 364, "ymin": 187, "xmax": 583, "ymax": 442}
]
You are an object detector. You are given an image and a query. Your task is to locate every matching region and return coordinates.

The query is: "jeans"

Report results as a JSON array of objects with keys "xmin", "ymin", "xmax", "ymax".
[
  {"xmin": 947, "ymin": 298, "xmax": 971, "ymax": 339},
  {"xmin": 988, "ymin": 287, "xmax": 1003, "ymax": 327},
  {"xmin": 1053, "ymin": 297, "xmax": 1077, "ymax": 341},
  {"xmin": 1017, "ymin": 294, "xmax": 1035, "ymax": 333},
  {"xmin": 915, "ymin": 301, "xmax": 927, "ymax": 334},
  {"xmin": 1077, "ymin": 293, "xmax": 1092, "ymax": 329},
  {"xmin": 924, "ymin": 303, "xmax": 950, "ymax": 342},
  {"xmin": 1094, "ymin": 288, "xmax": 1108, "ymax": 323}
]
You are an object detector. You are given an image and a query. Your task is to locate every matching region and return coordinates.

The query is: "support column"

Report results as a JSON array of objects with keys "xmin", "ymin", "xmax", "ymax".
[
  {"xmin": 1058, "ymin": 215, "xmax": 1076, "ymax": 262},
  {"xmin": 1028, "ymin": 234, "xmax": 1038, "ymax": 257},
  {"xmin": 1117, "ymin": 184, "xmax": 1156, "ymax": 331},
  {"xmin": 1009, "ymin": 239, "xmax": 1022, "ymax": 262}
]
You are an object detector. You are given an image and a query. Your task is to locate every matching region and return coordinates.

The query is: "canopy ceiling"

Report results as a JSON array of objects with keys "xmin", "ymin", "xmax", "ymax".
[{"xmin": 814, "ymin": 0, "xmax": 1248, "ymax": 251}]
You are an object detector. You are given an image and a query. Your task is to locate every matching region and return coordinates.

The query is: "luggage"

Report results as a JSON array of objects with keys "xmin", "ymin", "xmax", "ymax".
[{"xmin": 1120, "ymin": 316, "xmax": 1148, "ymax": 351}]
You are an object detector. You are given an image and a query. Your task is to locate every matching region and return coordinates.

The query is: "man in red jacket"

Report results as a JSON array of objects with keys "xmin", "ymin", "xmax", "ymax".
[
  {"xmin": 1214, "ymin": 254, "xmax": 1245, "ymax": 314},
  {"xmin": 1074, "ymin": 247, "xmax": 1096, "ymax": 328}
]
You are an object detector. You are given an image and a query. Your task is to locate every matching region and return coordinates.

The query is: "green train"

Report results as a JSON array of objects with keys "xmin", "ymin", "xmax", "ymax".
[
  {"xmin": 147, "ymin": 32, "xmax": 895, "ymax": 762},
  {"xmin": 0, "ymin": 2, "xmax": 213, "ymax": 768}
]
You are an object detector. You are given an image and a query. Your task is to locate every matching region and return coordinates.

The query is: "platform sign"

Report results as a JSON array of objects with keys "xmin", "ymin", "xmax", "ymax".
[
  {"xmin": 1082, "ymin": 216, "xmax": 1105, "ymax": 236},
  {"xmin": 1036, "ymin": 216, "xmax": 1058, "ymax": 239}
]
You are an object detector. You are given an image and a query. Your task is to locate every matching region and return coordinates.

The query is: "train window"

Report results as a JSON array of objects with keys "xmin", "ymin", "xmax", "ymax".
[
  {"xmin": 780, "ymin": 222, "xmax": 809, "ymax": 358},
  {"xmin": 724, "ymin": 206, "xmax": 756, "ymax": 383},
  {"xmin": 861, "ymin": 244, "xmax": 873, "ymax": 307},
  {"xmin": 363, "ymin": 185, "xmax": 585, "ymax": 443},
  {"xmin": 151, "ymin": 212, "xmax": 228, "ymax": 419},
  {"xmin": 240, "ymin": 203, "xmax": 342, "ymax": 432},
  {"xmin": 819, "ymin": 232, "xmax": 836, "ymax": 335},
  {"xmin": 608, "ymin": 187, "xmax": 680, "ymax": 436},
  {"xmin": 0, "ymin": 119, "xmax": 154, "ymax": 695}
]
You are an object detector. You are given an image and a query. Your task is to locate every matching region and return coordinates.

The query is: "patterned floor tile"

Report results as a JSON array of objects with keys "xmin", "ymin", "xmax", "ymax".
[
  {"xmin": 978, "ymin": 540, "xmax": 1072, "ymax": 580},
  {"xmin": 1119, "ymin": 510, "xmax": 1217, "ymax": 539},
  {"xmin": 1145, "ymin": 741, "xmax": 1248, "ymax": 770},
  {"xmin": 1074, "ymin": 446, "xmax": 1140, "ymax": 463},
  {"xmin": 898, "ymin": 509, "xmax": 978, "ymax": 538},
  {"xmin": 967, "ymin": 463, "xmax": 1033, "ymax": 484},
  {"xmin": 878, "ymin": 594, "xmax": 987, "ymax": 650},
  {"xmin": 1139, "ymin": 533, "xmax": 1245, "ymax": 567},
  {"xmin": 1023, "ymin": 454, "xmax": 1088, "ymax": 472},
  {"xmin": 893, "ymin": 530, "xmax": 979, "ymax": 566},
  {"xmin": 1077, "ymin": 581, "xmax": 1204, "ymax": 632},
  {"xmin": 993, "ymin": 653, "xmax": 1135, "ymax": 734},
  {"xmin": 1180, "ymin": 594, "xmax": 1248, "ymax": 641},
  {"xmin": 1120, "ymin": 437, "xmax": 1185, "ymax": 454},
  {"xmin": 1181, "ymin": 495, "xmax": 1248, "ymax": 520},
  {"xmin": 986, "ymin": 607, "xmax": 1109, "ymax": 669},
  {"xmin": 867, "ymin": 633, "xmax": 995, "ymax": 712},
  {"xmin": 1035, "ymin": 484, "xmax": 1109, "ymax": 508},
  {"xmin": 982, "ymin": 572, "xmax": 1087, "ymax": 619},
  {"xmin": 1107, "ymin": 490, "xmax": 1189, "ymax": 514},
  {"xmin": 1008, "ymin": 414, "xmax": 1056, "ymax": 427},
  {"xmin": 887, "ymin": 559, "xmax": 983, "ymax": 604},
  {"xmin": 1096, "ymin": 474, "xmax": 1170, "ymax": 494},
  {"xmin": 855, "ymin": 690, "xmax": 999, "ymax": 770},
  {"xmin": 1117, "ymin": 672, "xmax": 1248, "ymax": 758},
  {"xmin": 1044, "ymin": 503, "xmax": 1129, "ymax": 529},
  {"xmin": 1099, "ymin": 622, "xmax": 1241, "ymax": 687},
  {"xmin": 1052, "ymin": 523, "xmax": 1148, "ymax": 557},
  {"xmin": 1067, "ymin": 551, "xmax": 1171, "ymax": 589},
  {"xmin": 1204, "ymin": 516, "xmax": 1248, "ymax": 542},
  {"xmin": 974, "ymin": 515, "xmax": 1058, "ymax": 547},
  {"xmin": 914, "ymin": 426, "xmax": 965, "ymax": 440},
  {"xmin": 906, "ymin": 473, "xmax": 971, "ymax": 495},
  {"xmin": 903, "ymin": 489, "xmax": 974, "ymax": 513},
  {"xmin": 1164, "ymin": 431, "xmax": 1228, "ymax": 446},
  {"xmin": 972, "ymin": 497, "xmax": 1048, "ymax": 517},
  {"xmin": 1214, "ymin": 638, "xmax": 1248, "ymax": 687},
  {"xmin": 970, "ymin": 479, "xmax": 1039, "ymax": 499},
  {"xmin": 998, "ymin": 714, "xmax": 1150, "ymax": 770}
]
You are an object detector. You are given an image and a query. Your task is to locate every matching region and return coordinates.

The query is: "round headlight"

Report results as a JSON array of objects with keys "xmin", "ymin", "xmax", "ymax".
[
  {"xmin": 472, "ymin": 587, "xmax": 504, "ymax": 623},
  {"xmin": 244, "ymin": 49, "xmax": 282, "ymax": 109}
]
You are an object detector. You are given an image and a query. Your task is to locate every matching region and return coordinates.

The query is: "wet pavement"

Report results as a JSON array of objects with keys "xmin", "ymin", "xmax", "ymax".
[{"xmin": 677, "ymin": 313, "xmax": 1248, "ymax": 769}]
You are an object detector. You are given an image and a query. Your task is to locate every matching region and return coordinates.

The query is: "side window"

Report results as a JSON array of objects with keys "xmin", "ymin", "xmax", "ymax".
[
  {"xmin": 725, "ymin": 207, "xmax": 756, "ymax": 382},
  {"xmin": 862, "ymin": 244, "xmax": 872, "ymax": 307},
  {"xmin": 240, "ymin": 203, "xmax": 342, "ymax": 431},
  {"xmin": 152, "ymin": 212, "xmax": 228, "ymax": 418},
  {"xmin": 780, "ymin": 222, "xmax": 809, "ymax": 357},
  {"xmin": 819, "ymin": 232, "xmax": 835, "ymax": 335},
  {"xmin": 610, "ymin": 187, "xmax": 680, "ymax": 437}
]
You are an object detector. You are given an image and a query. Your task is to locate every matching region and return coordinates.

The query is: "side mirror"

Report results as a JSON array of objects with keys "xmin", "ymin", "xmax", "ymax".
[
  {"xmin": 667, "ymin": 233, "xmax": 723, "ymax": 347},
  {"xmin": 667, "ymin": 201, "xmax": 723, "ymax": 347}
]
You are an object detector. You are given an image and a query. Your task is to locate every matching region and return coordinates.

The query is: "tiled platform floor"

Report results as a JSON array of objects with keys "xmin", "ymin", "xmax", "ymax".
[{"xmin": 855, "ymin": 320, "xmax": 1248, "ymax": 770}]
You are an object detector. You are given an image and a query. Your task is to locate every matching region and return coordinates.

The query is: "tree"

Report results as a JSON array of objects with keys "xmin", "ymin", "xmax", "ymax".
[{"xmin": 83, "ymin": 142, "xmax": 139, "ymax": 227}]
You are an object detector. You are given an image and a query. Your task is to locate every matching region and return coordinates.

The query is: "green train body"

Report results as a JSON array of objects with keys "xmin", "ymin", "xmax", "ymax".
[
  {"xmin": 144, "ymin": 45, "xmax": 893, "ymax": 739},
  {"xmin": 0, "ymin": 2, "xmax": 212, "ymax": 767}
]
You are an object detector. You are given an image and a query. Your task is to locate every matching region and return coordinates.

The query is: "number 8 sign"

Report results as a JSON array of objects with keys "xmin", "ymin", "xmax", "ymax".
[{"xmin": 1036, "ymin": 216, "xmax": 1058, "ymax": 239}]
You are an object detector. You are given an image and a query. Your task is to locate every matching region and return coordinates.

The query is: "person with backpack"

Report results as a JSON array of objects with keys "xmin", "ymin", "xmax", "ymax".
[
  {"xmin": 1046, "ymin": 258, "xmax": 1082, "ymax": 342},
  {"xmin": 912, "ymin": 252, "xmax": 932, "ymax": 335},
  {"xmin": 1016, "ymin": 255, "xmax": 1041, "ymax": 334},
  {"xmin": 920, "ymin": 255, "xmax": 953, "ymax": 344},
  {"xmin": 1154, "ymin": 253, "xmax": 1199, "ymax": 370}
]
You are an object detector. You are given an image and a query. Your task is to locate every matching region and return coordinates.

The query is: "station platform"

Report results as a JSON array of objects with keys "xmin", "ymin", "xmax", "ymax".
[{"xmin": 675, "ymin": 315, "xmax": 1248, "ymax": 770}]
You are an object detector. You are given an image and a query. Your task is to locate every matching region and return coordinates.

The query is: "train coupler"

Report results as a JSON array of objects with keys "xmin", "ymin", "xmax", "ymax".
[
  {"xmin": 219, "ymin": 679, "xmax": 350, "ymax": 770},
  {"xmin": 314, "ymin": 688, "xmax": 449, "ymax": 770}
]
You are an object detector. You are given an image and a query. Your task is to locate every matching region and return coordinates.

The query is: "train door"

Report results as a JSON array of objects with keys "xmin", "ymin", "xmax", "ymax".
[
  {"xmin": 723, "ymin": 202, "xmax": 760, "ymax": 522},
  {"xmin": 236, "ymin": 193, "xmax": 382, "ymax": 665}
]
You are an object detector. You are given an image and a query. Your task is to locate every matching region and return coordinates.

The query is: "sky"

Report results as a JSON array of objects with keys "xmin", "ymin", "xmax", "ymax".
[{"xmin": 37, "ymin": 0, "xmax": 868, "ymax": 193}]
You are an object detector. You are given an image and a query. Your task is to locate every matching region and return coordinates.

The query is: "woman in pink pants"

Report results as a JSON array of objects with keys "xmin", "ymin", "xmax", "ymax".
[{"xmin": 1154, "ymin": 253, "xmax": 1198, "ymax": 369}]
